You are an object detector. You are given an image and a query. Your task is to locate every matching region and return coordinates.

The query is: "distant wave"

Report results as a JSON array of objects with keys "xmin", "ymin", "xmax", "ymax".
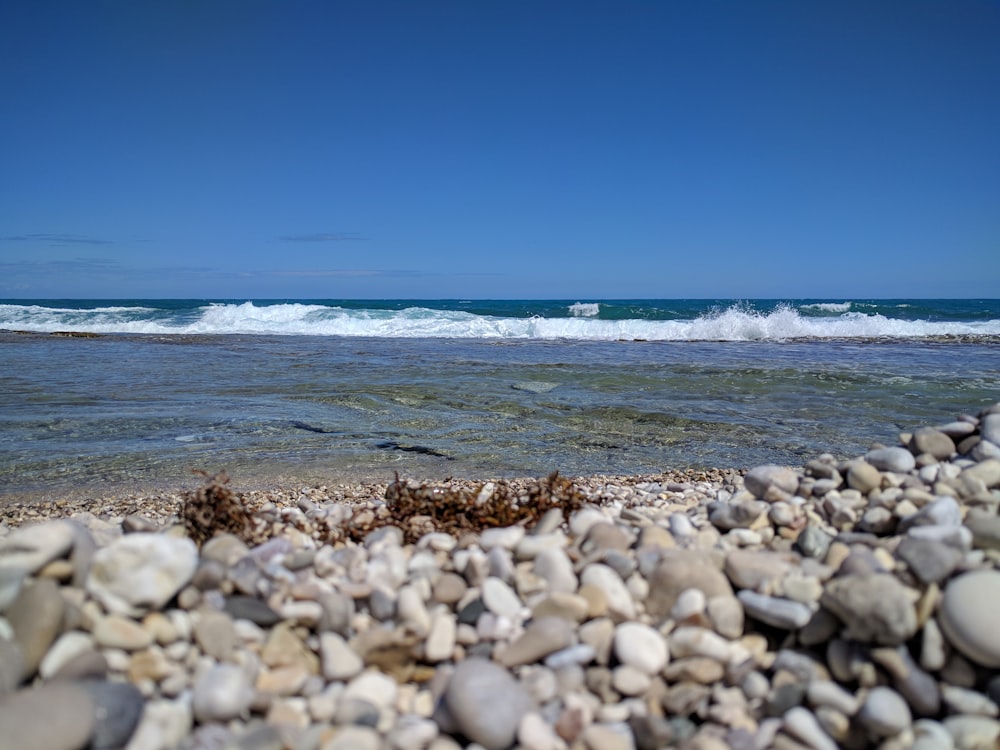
[
  {"xmin": 800, "ymin": 301, "xmax": 853, "ymax": 313},
  {"xmin": 569, "ymin": 302, "xmax": 601, "ymax": 317},
  {"xmin": 3, "ymin": 301, "xmax": 1000, "ymax": 340}
]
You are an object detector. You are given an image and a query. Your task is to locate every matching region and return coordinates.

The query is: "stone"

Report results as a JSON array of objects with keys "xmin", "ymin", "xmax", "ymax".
[
  {"xmin": 579, "ymin": 564, "xmax": 635, "ymax": 620},
  {"xmin": 0, "ymin": 637, "xmax": 25, "ymax": 692},
  {"xmin": 224, "ymin": 594, "xmax": 281, "ymax": 626},
  {"xmin": 737, "ymin": 590, "xmax": 813, "ymax": 629},
  {"xmin": 783, "ymin": 706, "xmax": 839, "ymax": 750},
  {"xmin": 499, "ymin": 616, "xmax": 576, "ymax": 667},
  {"xmin": 445, "ymin": 658, "xmax": 534, "ymax": 750},
  {"xmin": 92, "ymin": 613, "xmax": 154, "ymax": 651},
  {"xmin": 83, "ymin": 680, "xmax": 145, "ymax": 750},
  {"xmin": 646, "ymin": 550, "xmax": 732, "ymax": 619},
  {"xmin": 613, "ymin": 622, "xmax": 668, "ymax": 674},
  {"xmin": 0, "ymin": 680, "xmax": 95, "ymax": 750},
  {"xmin": 939, "ymin": 570, "xmax": 1000, "ymax": 667},
  {"xmin": 425, "ymin": 609, "xmax": 457, "ymax": 663},
  {"xmin": 482, "ymin": 576, "xmax": 523, "ymax": 619},
  {"xmin": 794, "ymin": 526, "xmax": 834, "ymax": 560},
  {"xmin": 943, "ymin": 715, "xmax": 1000, "ymax": 749},
  {"xmin": 866, "ymin": 446, "xmax": 916, "ymax": 474},
  {"xmin": 532, "ymin": 548, "xmax": 578, "ymax": 594},
  {"xmin": 431, "ymin": 572, "xmax": 468, "ymax": 604},
  {"xmin": 86, "ymin": 533, "xmax": 198, "ymax": 615},
  {"xmin": 724, "ymin": 549, "xmax": 795, "ymax": 591},
  {"xmin": 192, "ymin": 610, "xmax": 237, "ymax": 660},
  {"xmin": 0, "ymin": 520, "xmax": 76, "ymax": 575},
  {"xmin": 965, "ymin": 508, "xmax": 1000, "ymax": 551},
  {"xmin": 910, "ymin": 428, "xmax": 956, "ymax": 460},
  {"xmin": 744, "ymin": 465, "xmax": 800, "ymax": 499},
  {"xmin": 896, "ymin": 537, "xmax": 963, "ymax": 584},
  {"xmin": 846, "ymin": 461, "xmax": 882, "ymax": 494},
  {"xmin": 858, "ymin": 686, "xmax": 912, "ymax": 738},
  {"xmin": 192, "ymin": 664, "xmax": 256, "ymax": 722},
  {"xmin": 7, "ymin": 577, "xmax": 65, "ymax": 677},
  {"xmin": 981, "ymin": 413, "xmax": 1000, "ymax": 444},
  {"xmin": 821, "ymin": 574, "xmax": 918, "ymax": 645}
]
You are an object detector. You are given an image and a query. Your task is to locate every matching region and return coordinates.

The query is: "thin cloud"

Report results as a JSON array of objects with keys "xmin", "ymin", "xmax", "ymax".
[
  {"xmin": 1, "ymin": 233, "xmax": 114, "ymax": 245},
  {"xmin": 279, "ymin": 232, "xmax": 365, "ymax": 242}
]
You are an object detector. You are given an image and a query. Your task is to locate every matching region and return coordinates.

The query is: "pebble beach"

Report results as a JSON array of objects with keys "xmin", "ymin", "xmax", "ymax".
[{"xmin": 2, "ymin": 404, "xmax": 1000, "ymax": 750}]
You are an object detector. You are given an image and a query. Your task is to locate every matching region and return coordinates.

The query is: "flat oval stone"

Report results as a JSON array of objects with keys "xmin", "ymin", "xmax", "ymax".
[
  {"xmin": 498, "ymin": 616, "xmax": 575, "ymax": 667},
  {"xmin": 865, "ymin": 447, "xmax": 916, "ymax": 474},
  {"xmin": 0, "ymin": 681, "xmax": 95, "ymax": 750},
  {"xmin": 939, "ymin": 570, "xmax": 1000, "ymax": 667}
]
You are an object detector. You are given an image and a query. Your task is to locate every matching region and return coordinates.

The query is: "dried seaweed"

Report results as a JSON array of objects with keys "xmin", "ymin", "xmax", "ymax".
[
  {"xmin": 180, "ymin": 470, "xmax": 266, "ymax": 547},
  {"xmin": 360, "ymin": 470, "xmax": 591, "ymax": 544}
]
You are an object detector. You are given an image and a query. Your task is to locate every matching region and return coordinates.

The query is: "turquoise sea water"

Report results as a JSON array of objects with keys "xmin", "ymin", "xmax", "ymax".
[{"xmin": 1, "ymin": 299, "xmax": 998, "ymax": 499}]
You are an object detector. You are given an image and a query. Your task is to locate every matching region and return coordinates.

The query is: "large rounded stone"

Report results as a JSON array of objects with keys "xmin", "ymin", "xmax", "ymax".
[
  {"xmin": 0, "ymin": 681, "xmax": 96, "ymax": 750},
  {"xmin": 939, "ymin": 570, "xmax": 1000, "ymax": 667},
  {"xmin": 646, "ymin": 549, "xmax": 732, "ymax": 619},
  {"xmin": 821, "ymin": 574, "xmax": 917, "ymax": 645},
  {"xmin": 865, "ymin": 447, "xmax": 916, "ymax": 474},
  {"xmin": 744, "ymin": 465, "xmax": 800, "ymax": 500},
  {"xmin": 87, "ymin": 533, "xmax": 198, "ymax": 615},
  {"xmin": 909, "ymin": 427, "xmax": 956, "ymax": 460},
  {"xmin": 445, "ymin": 658, "xmax": 534, "ymax": 750}
]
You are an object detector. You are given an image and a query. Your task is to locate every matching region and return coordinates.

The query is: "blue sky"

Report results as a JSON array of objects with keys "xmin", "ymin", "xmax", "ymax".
[{"xmin": 2, "ymin": 1, "xmax": 998, "ymax": 299}]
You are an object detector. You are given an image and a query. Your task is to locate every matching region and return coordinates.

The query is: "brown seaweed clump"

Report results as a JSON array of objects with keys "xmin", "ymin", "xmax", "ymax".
[
  {"xmin": 365, "ymin": 471, "xmax": 593, "ymax": 544},
  {"xmin": 180, "ymin": 470, "xmax": 266, "ymax": 547}
]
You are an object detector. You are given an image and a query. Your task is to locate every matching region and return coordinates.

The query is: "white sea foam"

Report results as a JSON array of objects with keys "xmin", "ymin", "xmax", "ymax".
[
  {"xmin": 800, "ymin": 302, "xmax": 853, "ymax": 313},
  {"xmin": 569, "ymin": 302, "xmax": 601, "ymax": 317},
  {"xmin": 2, "ymin": 302, "xmax": 999, "ymax": 340}
]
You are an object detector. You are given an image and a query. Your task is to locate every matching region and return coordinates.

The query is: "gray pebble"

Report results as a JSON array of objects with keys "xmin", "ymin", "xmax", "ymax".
[{"xmin": 445, "ymin": 658, "xmax": 534, "ymax": 750}]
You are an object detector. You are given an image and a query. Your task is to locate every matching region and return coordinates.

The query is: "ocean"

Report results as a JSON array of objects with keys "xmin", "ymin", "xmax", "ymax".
[{"xmin": 2, "ymin": 298, "xmax": 998, "ymax": 500}]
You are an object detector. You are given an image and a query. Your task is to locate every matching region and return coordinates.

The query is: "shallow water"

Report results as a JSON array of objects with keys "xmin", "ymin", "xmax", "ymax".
[{"xmin": 1, "ymin": 332, "xmax": 997, "ymax": 500}]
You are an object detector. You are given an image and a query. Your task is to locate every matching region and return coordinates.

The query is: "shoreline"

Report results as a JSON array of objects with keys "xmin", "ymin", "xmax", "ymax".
[{"xmin": 1, "ymin": 467, "xmax": 745, "ymax": 528}]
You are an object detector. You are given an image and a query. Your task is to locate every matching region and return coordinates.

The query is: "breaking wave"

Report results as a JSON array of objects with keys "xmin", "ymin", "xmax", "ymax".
[{"xmin": 3, "ymin": 301, "xmax": 999, "ymax": 340}]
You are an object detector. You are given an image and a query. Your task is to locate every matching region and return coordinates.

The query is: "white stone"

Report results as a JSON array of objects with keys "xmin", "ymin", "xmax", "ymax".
[
  {"xmin": 320, "ymin": 632, "xmax": 364, "ymax": 681},
  {"xmin": 613, "ymin": 622, "xmax": 667, "ymax": 674},
  {"xmin": 580, "ymin": 563, "xmax": 635, "ymax": 620},
  {"xmin": 482, "ymin": 576, "xmax": 524, "ymax": 619},
  {"xmin": 87, "ymin": 534, "xmax": 198, "ymax": 615},
  {"xmin": 192, "ymin": 664, "xmax": 255, "ymax": 722},
  {"xmin": 425, "ymin": 609, "xmax": 457, "ymax": 663},
  {"xmin": 0, "ymin": 520, "xmax": 76, "ymax": 575},
  {"xmin": 344, "ymin": 669, "xmax": 398, "ymax": 710},
  {"xmin": 480, "ymin": 526, "xmax": 525, "ymax": 551}
]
